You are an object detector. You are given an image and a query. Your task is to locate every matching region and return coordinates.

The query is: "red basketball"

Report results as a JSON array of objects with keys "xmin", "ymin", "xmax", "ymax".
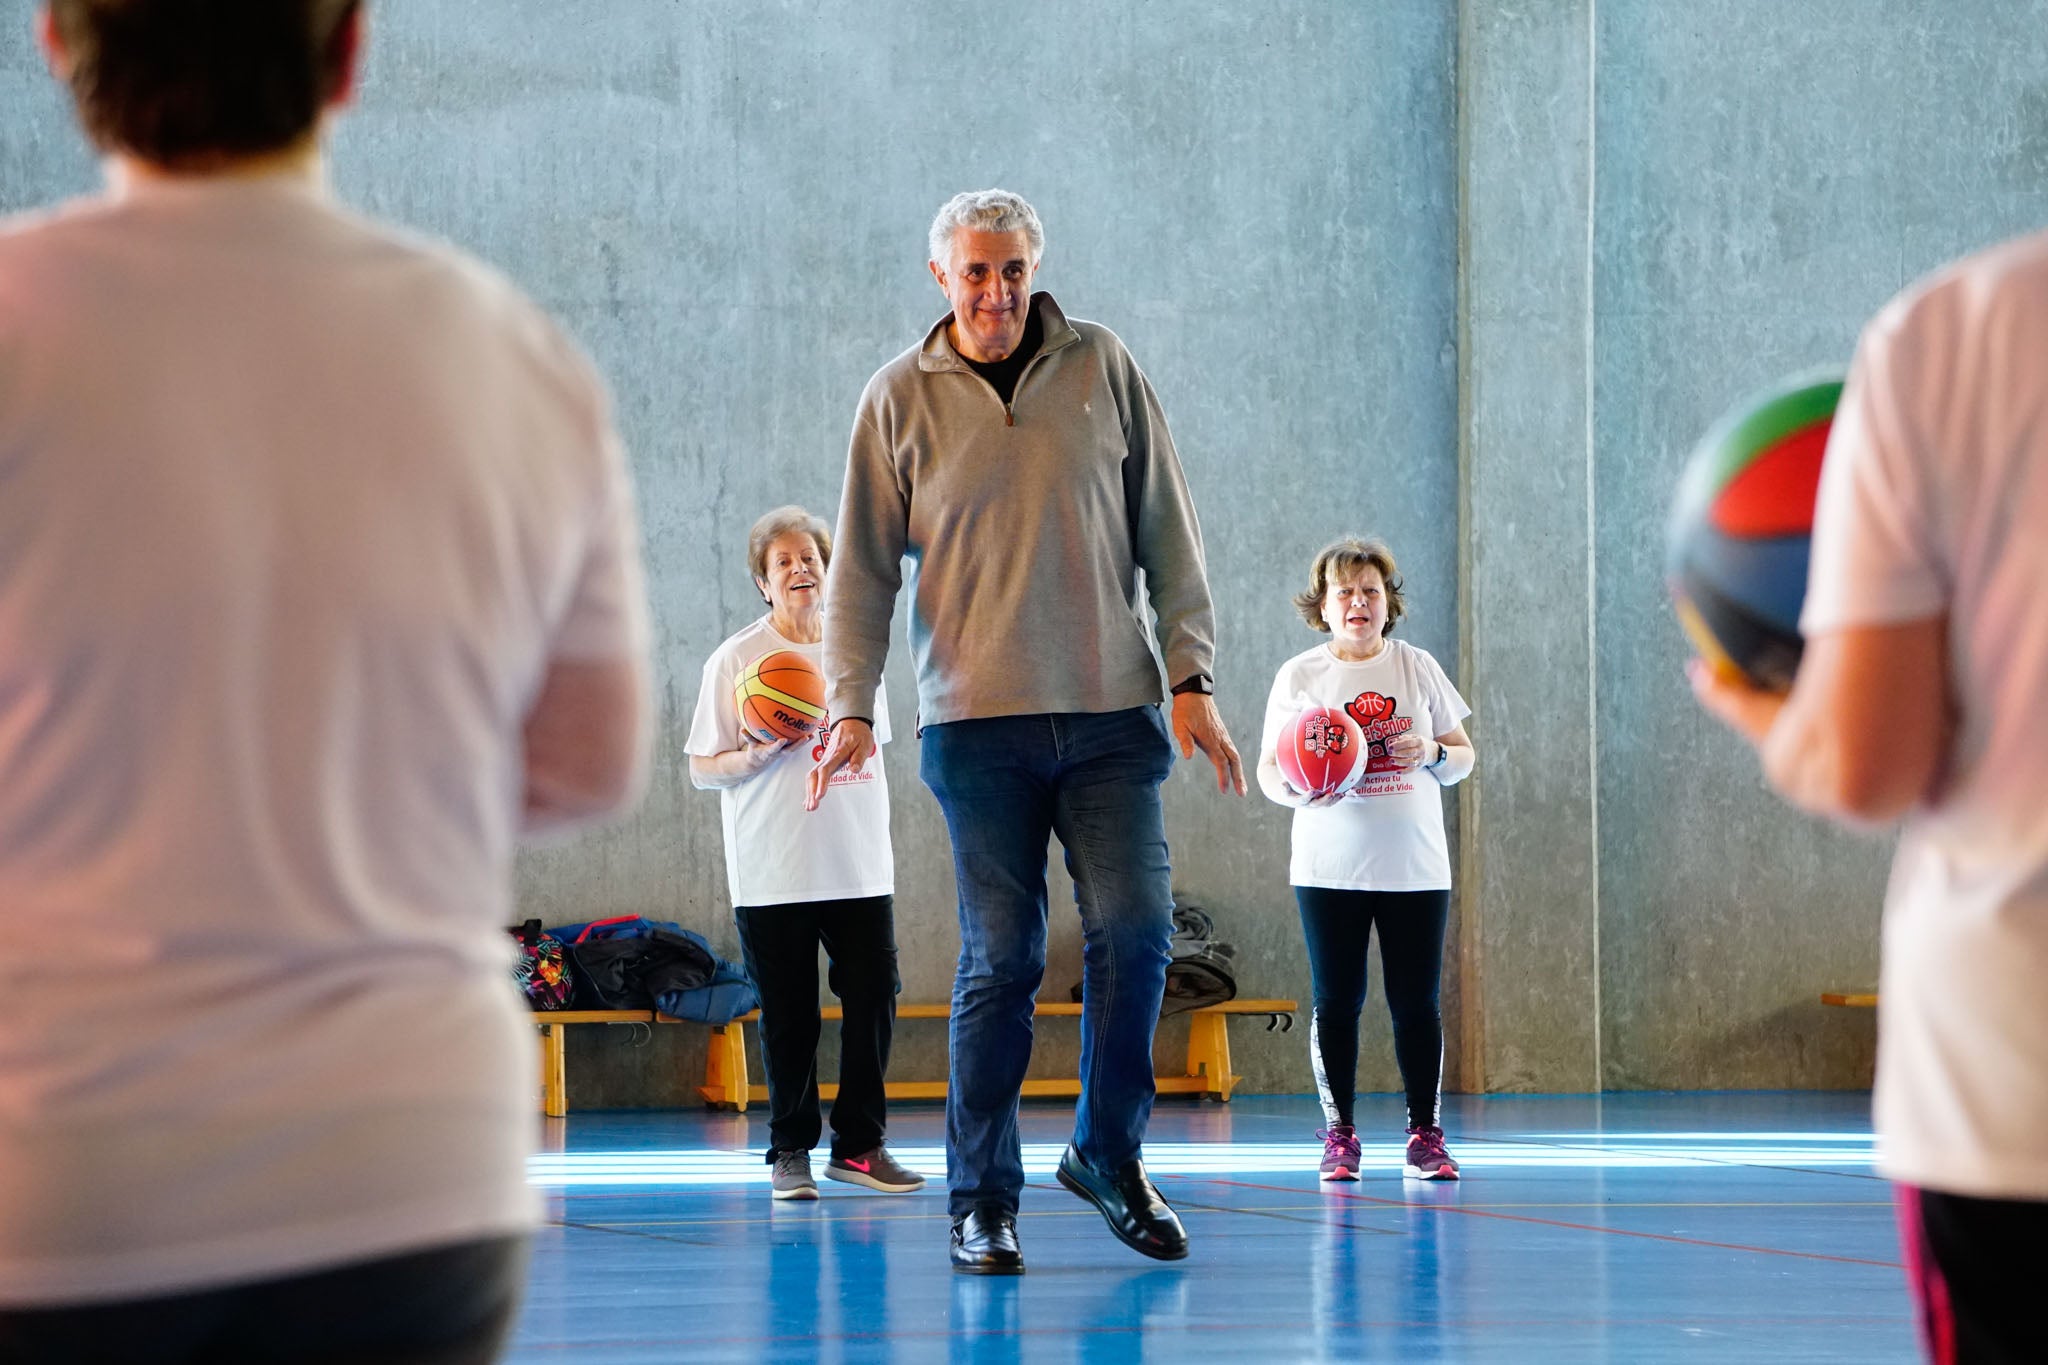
[
  {"xmin": 733, "ymin": 650, "xmax": 827, "ymax": 743},
  {"xmin": 1278, "ymin": 705, "xmax": 1368, "ymax": 798}
]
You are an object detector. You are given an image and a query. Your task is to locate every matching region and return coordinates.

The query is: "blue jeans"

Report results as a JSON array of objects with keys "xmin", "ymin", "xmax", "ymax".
[{"xmin": 921, "ymin": 706, "xmax": 1177, "ymax": 1217}]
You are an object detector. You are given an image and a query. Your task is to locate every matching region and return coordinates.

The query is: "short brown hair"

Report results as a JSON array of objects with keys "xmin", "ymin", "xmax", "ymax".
[
  {"xmin": 50, "ymin": 0, "xmax": 360, "ymax": 170},
  {"xmin": 1292, "ymin": 536, "xmax": 1407, "ymax": 635},
  {"xmin": 747, "ymin": 506, "xmax": 833, "ymax": 592}
]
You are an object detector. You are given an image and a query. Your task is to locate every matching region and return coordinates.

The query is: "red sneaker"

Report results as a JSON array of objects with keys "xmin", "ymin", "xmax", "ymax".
[
  {"xmin": 1403, "ymin": 1125, "xmax": 1460, "ymax": 1181},
  {"xmin": 1318, "ymin": 1125, "xmax": 1361, "ymax": 1182}
]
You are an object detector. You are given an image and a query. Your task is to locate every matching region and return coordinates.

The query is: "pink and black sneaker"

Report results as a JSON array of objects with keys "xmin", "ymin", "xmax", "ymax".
[
  {"xmin": 1318, "ymin": 1125, "xmax": 1361, "ymax": 1182},
  {"xmin": 1403, "ymin": 1125, "xmax": 1460, "ymax": 1181}
]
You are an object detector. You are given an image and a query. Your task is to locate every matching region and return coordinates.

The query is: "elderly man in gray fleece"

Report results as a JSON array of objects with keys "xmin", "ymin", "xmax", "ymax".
[{"xmin": 807, "ymin": 188, "xmax": 1245, "ymax": 1275}]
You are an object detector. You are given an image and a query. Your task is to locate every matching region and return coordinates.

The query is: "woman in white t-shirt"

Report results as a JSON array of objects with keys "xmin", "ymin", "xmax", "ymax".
[
  {"xmin": 1257, "ymin": 537, "xmax": 1476, "ymax": 1184},
  {"xmin": 686, "ymin": 506, "xmax": 925, "ymax": 1201}
]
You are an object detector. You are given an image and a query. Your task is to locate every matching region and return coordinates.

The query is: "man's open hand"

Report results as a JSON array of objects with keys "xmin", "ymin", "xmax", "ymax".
[
  {"xmin": 805, "ymin": 718, "xmax": 876, "ymax": 810},
  {"xmin": 1171, "ymin": 692, "xmax": 1246, "ymax": 796}
]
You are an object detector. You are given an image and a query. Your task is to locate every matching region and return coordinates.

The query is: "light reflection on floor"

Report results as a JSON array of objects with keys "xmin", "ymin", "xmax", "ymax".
[
  {"xmin": 507, "ymin": 1092, "xmax": 1914, "ymax": 1364},
  {"xmin": 528, "ymin": 1132, "xmax": 1881, "ymax": 1186}
]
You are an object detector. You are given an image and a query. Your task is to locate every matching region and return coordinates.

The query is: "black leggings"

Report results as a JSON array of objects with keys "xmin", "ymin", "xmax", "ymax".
[{"xmin": 1295, "ymin": 886, "xmax": 1450, "ymax": 1131}]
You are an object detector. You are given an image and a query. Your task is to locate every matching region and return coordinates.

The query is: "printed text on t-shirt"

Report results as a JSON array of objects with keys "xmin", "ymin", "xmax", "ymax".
[
  {"xmin": 1346, "ymin": 691, "xmax": 1414, "ymax": 775},
  {"xmin": 811, "ymin": 710, "xmax": 878, "ymax": 786}
]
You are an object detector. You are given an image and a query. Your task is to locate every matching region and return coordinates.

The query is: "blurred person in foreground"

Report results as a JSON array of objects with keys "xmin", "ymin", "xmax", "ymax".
[
  {"xmin": 0, "ymin": 3, "xmax": 652, "ymax": 1360},
  {"xmin": 1693, "ymin": 237, "xmax": 2048, "ymax": 1363}
]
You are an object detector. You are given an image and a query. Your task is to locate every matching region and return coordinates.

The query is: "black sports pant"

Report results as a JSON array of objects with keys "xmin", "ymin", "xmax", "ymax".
[
  {"xmin": 734, "ymin": 893, "xmax": 900, "ymax": 1161},
  {"xmin": 1295, "ymin": 886, "xmax": 1451, "ymax": 1131},
  {"xmin": 0, "ymin": 1235, "xmax": 528, "ymax": 1364},
  {"xmin": 1898, "ymin": 1183, "xmax": 2048, "ymax": 1364}
]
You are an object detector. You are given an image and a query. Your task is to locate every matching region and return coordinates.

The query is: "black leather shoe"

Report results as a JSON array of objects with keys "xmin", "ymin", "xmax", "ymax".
[
  {"xmin": 950, "ymin": 1203, "xmax": 1025, "ymax": 1275},
  {"xmin": 1056, "ymin": 1145, "xmax": 1189, "ymax": 1261}
]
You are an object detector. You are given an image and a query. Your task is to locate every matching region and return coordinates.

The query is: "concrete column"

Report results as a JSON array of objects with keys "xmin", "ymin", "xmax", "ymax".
[{"xmin": 1456, "ymin": 0, "xmax": 1601, "ymax": 1091}]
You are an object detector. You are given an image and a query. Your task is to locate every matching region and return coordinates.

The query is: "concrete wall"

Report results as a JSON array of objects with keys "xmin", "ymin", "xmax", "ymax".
[
  {"xmin": 0, "ymin": 1, "xmax": 1457, "ymax": 1103},
  {"xmin": 1453, "ymin": 0, "xmax": 2048, "ymax": 1094},
  {"xmin": 1587, "ymin": 0, "xmax": 2048, "ymax": 1088},
  {"xmin": 5, "ymin": 2, "xmax": 2043, "ymax": 1103},
  {"xmin": 427, "ymin": 0, "xmax": 1457, "ymax": 1103},
  {"xmin": 1458, "ymin": 0, "xmax": 1602, "ymax": 1095}
]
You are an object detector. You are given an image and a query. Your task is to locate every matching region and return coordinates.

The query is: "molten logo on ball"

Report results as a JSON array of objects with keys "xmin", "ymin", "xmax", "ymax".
[{"xmin": 733, "ymin": 649, "xmax": 827, "ymax": 743}]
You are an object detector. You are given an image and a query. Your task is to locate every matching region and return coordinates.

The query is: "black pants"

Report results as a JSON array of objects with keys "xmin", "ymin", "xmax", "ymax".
[
  {"xmin": 0, "ymin": 1235, "xmax": 528, "ymax": 1365},
  {"xmin": 734, "ymin": 894, "xmax": 899, "ymax": 1161},
  {"xmin": 1295, "ymin": 886, "xmax": 1450, "ymax": 1131},
  {"xmin": 1899, "ymin": 1184, "xmax": 2048, "ymax": 1364}
]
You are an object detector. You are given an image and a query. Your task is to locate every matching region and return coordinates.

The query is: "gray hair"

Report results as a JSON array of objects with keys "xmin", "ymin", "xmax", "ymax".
[
  {"xmin": 747, "ymin": 505, "xmax": 832, "ymax": 587},
  {"xmin": 927, "ymin": 189, "xmax": 1045, "ymax": 266}
]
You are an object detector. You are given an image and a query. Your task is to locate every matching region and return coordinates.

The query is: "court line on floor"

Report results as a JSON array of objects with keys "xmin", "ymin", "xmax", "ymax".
[
  {"xmin": 549, "ymin": 1219, "xmax": 726, "ymax": 1249},
  {"xmin": 1050, "ymin": 1186, "xmax": 1407, "ymax": 1238},
  {"xmin": 536, "ymin": 1203, "xmax": 1417, "ymax": 1244},
  {"xmin": 1201, "ymin": 1179, "xmax": 1902, "ymax": 1268},
  {"xmin": 541, "ymin": 1202, "xmax": 1391, "ymax": 1231},
  {"xmin": 508, "ymin": 1312, "xmax": 1912, "ymax": 1354}
]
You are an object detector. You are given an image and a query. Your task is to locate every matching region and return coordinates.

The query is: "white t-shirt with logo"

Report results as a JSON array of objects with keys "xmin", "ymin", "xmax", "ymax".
[
  {"xmin": 1258, "ymin": 639, "xmax": 1470, "ymax": 891},
  {"xmin": 1802, "ymin": 230, "xmax": 2048, "ymax": 1199},
  {"xmin": 686, "ymin": 618, "xmax": 894, "ymax": 907},
  {"xmin": 0, "ymin": 172, "xmax": 648, "ymax": 1303}
]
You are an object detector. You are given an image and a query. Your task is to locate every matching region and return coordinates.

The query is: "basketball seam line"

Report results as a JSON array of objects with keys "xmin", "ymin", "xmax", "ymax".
[{"xmin": 739, "ymin": 681, "xmax": 825, "ymax": 715}]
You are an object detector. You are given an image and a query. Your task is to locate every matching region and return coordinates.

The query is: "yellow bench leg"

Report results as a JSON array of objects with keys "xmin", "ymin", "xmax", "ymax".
[
  {"xmin": 699, "ymin": 1020, "xmax": 751, "ymax": 1111},
  {"xmin": 539, "ymin": 1024, "xmax": 567, "ymax": 1119},
  {"xmin": 1185, "ymin": 1012, "xmax": 1239, "ymax": 1102}
]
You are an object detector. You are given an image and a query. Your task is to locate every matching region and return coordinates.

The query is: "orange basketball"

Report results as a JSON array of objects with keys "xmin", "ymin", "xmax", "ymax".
[
  {"xmin": 733, "ymin": 649, "xmax": 827, "ymax": 743},
  {"xmin": 1278, "ymin": 705, "xmax": 1368, "ymax": 799}
]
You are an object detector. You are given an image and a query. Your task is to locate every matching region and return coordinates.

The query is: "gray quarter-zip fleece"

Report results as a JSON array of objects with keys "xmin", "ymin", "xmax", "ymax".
[{"xmin": 824, "ymin": 292, "xmax": 1217, "ymax": 727}]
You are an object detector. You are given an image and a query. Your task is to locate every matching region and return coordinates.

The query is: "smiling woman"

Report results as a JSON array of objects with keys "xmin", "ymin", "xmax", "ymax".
[{"xmin": 681, "ymin": 505, "xmax": 923, "ymax": 1202}]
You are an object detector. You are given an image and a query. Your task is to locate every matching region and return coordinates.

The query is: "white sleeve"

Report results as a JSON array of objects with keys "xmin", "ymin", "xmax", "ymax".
[
  {"xmin": 1418, "ymin": 650, "xmax": 1471, "ymax": 736},
  {"xmin": 1801, "ymin": 301, "xmax": 1949, "ymax": 634},
  {"xmin": 683, "ymin": 645, "xmax": 741, "ymax": 758},
  {"xmin": 1256, "ymin": 661, "xmax": 1304, "ymax": 807}
]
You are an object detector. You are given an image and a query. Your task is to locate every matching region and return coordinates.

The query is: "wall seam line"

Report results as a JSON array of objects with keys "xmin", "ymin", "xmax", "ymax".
[
  {"xmin": 1584, "ymin": 0, "xmax": 1604, "ymax": 1095},
  {"xmin": 1452, "ymin": 0, "xmax": 1485, "ymax": 1097}
]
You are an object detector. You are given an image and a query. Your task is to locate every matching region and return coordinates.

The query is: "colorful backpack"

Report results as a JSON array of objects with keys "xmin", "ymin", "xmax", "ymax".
[{"xmin": 509, "ymin": 919, "xmax": 574, "ymax": 1010}]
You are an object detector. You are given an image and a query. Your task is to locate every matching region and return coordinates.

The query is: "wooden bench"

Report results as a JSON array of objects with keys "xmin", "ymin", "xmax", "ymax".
[
  {"xmin": 533, "ymin": 1009, "xmax": 655, "ymax": 1118},
  {"xmin": 534, "ymin": 998, "xmax": 1297, "ymax": 1118}
]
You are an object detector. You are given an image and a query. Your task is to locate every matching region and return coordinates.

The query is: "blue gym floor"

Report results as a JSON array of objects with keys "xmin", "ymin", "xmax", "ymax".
[{"xmin": 506, "ymin": 1093, "xmax": 1912, "ymax": 1363}]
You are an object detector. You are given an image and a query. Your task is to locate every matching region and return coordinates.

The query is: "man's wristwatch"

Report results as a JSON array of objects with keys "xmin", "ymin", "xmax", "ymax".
[
  {"xmin": 1170, "ymin": 674, "xmax": 1214, "ymax": 696},
  {"xmin": 1427, "ymin": 740, "xmax": 1449, "ymax": 769}
]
